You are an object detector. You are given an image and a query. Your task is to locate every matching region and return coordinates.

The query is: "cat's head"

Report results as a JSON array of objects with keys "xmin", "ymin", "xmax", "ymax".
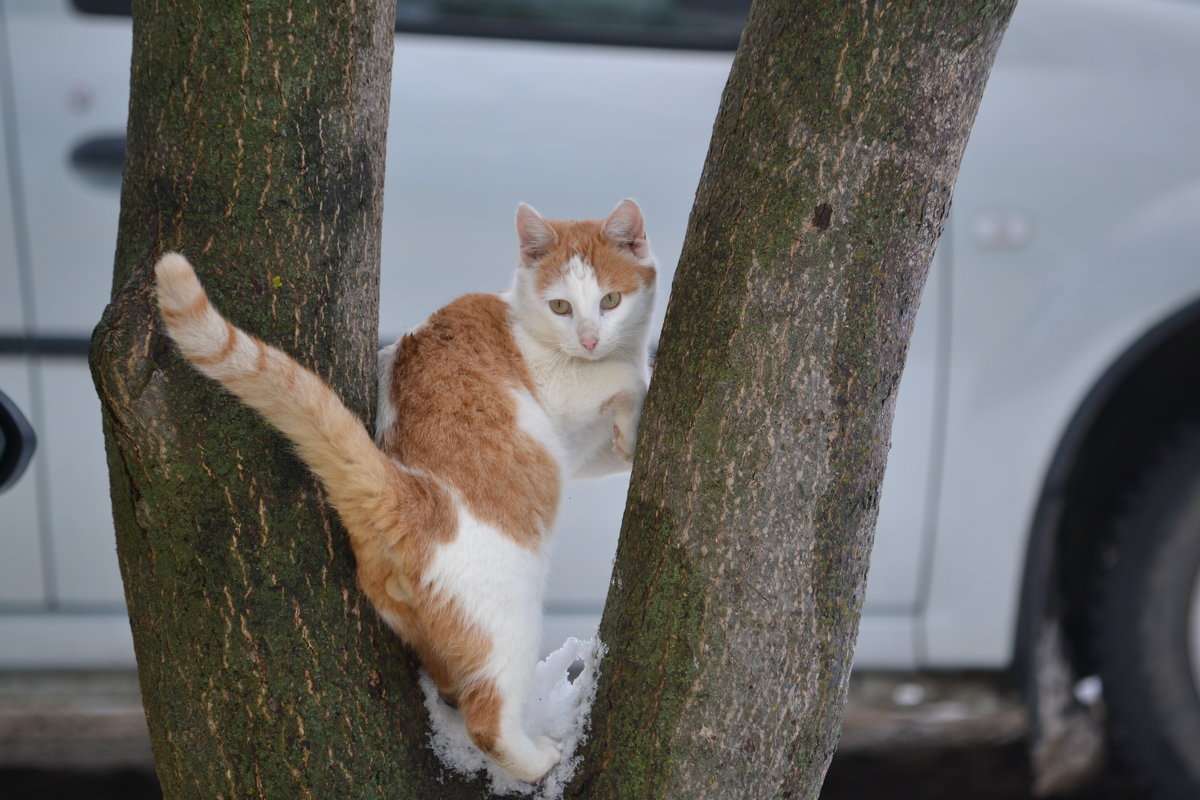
[{"xmin": 510, "ymin": 199, "xmax": 656, "ymax": 361}]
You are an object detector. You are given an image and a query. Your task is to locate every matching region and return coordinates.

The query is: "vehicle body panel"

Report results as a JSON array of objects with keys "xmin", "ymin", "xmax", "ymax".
[
  {"xmin": 924, "ymin": 0, "xmax": 1200, "ymax": 664},
  {"xmin": 0, "ymin": 0, "xmax": 1197, "ymax": 677}
]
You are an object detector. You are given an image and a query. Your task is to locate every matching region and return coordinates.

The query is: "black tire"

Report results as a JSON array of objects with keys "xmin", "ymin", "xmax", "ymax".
[{"xmin": 1094, "ymin": 426, "xmax": 1200, "ymax": 800}]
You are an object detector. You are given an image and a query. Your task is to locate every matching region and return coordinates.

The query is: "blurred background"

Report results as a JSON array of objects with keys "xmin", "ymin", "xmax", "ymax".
[{"xmin": 2, "ymin": 0, "xmax": 1199, "ymax": 797}]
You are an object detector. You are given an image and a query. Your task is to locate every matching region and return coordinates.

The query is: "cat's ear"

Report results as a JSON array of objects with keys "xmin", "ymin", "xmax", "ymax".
[
  {"xmin": 516, "ymin": 203, "xmax": 558, "ymax": 267},
  {"xmin": 603, "ymin": 198, "xmax": 650, "ymax": 260}
]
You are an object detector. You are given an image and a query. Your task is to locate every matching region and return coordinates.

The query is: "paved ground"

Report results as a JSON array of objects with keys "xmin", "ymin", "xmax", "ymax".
[
  {"xmin": 0, "ymin": 670, "xmax": 1147, "ymax": 799},
  {"xmin": 823, "ymin": 742, "xmax": 1143, "ymax": 800},
  {"xmin": 823, "ymin": 673, "xmax": 1144, "ymax": 800},
  {"xmin": 0, "ymin": 671, "xmax": 151, "ymax": 771}
]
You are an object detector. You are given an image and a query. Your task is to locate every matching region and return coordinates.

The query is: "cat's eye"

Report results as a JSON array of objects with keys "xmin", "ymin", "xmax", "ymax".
[
  {"xmin": 600, "ymin": 292, "xmax": 621, "ymax": 310},
  {"xmin": 549, "ymin": 299, "xmax": 572, "ymax": 315}
]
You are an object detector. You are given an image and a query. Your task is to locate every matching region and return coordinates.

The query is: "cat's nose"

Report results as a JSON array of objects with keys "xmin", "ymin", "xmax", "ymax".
[{"xmin": 580, "ymin": 335, "xmax": 598, "ymax": 352}]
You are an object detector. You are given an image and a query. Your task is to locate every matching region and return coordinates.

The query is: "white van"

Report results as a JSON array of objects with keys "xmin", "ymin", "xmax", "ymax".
[{"xmin": 2, "ymin": 0, "xmax": 1200, "ymax": 796}]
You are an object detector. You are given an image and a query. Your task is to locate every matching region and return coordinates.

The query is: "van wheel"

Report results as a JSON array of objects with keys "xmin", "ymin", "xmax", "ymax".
[{"xmin": 1094, "ymin": 426, "xmax": 1200, "ymax": 800}]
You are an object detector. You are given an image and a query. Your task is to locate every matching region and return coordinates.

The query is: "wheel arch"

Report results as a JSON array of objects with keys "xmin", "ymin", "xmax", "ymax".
[{"xmin": 1015, "ymin": 294, "xmax": 1200, "ymax": 792}]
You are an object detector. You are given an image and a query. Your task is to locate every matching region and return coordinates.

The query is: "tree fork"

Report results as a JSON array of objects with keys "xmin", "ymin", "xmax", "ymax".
[{"xmin": 89, "ymin": 1, "xmax": 1016, "ymax": 797}]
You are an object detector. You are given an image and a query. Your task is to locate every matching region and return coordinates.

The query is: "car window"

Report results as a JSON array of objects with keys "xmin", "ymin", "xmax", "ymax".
[
  {"xmin": 73, "ymin": 0, "xmax": 750, "ymax": 50},
  {"xmin": 395, "ymin": 0, "xmax": 749, "ymax": 49}
]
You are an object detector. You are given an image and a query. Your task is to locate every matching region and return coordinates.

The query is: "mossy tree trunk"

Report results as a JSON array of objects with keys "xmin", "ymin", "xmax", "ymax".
[
  {"xmin": 569, "ymin": 2, "xmax": 1016, "ymax": 799},
  {"xmin": 90, "ymin": 2, "xmax": 486, "ymax": 797}
]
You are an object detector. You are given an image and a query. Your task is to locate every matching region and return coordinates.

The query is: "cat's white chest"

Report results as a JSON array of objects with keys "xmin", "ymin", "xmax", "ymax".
[
  {"xmin": 528, "ymin": 356, "xmax": 640, "ymax": 465},
  {"xmin": 511, "ymin": 386, "xmax": 570, "ymax": 473}
]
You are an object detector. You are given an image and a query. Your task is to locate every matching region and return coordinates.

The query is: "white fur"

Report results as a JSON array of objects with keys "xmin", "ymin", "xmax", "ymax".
[
  {"xmin": 503, "ymin": 251, "xmax": 654, "ymax": 479},
  {"xmin": 424, "ymin": 505, "xmax": 559, "ymax": 780},
  {"xmin": 513, "ymin": 387, "xmax": 568, "ymax": 472}
]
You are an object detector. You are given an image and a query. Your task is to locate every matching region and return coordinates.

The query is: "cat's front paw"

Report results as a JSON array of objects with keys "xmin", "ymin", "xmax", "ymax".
[
  {"xmin": 612, "ymin": 422, "xmax": 634, "ymax": 462},
  {"xmin": 602, "ymin": 388, "xmax": 641, "ymax": 464}
]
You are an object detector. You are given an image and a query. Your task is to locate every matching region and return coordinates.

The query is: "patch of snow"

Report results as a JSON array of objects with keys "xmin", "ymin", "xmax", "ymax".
[
  {"xmin": 891, "ymin": 682, "xmax": 926, "ymax": 707},
  {"xmin": 1072, "ymin": 675, "xmax": 1103, "ymax": 707},
  {"xmin": 421, "ymin": 636, "xmax": 607, "ymax": 798}
]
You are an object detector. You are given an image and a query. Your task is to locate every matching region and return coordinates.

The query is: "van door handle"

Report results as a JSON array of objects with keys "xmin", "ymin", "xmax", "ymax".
[
  {"xmin": 0, "ymin": 389, "xmax": 36, "ymax": 495},
  {"xmin": 70, "ymin": 134, "xmax": 126, "ymax": 179}
]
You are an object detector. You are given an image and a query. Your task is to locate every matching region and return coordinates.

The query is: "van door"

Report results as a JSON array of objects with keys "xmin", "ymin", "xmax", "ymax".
[
  {"xmin": 0, "ymin": 0, "xmax": 49, "ymax": 610},
  {"xmin": 1, "ymin": 1, "xmax": 130, "ymax": 623}
]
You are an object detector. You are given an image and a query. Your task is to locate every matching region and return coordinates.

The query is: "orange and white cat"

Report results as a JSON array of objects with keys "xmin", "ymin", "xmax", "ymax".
[{"xmin": 154, "ymin": 200, "xmax": 656, "ymax": 784}]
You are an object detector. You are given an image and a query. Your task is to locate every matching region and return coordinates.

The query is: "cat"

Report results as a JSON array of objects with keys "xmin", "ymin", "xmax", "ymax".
[{"xmin": 154, "ymin": 199, "xmax": 656, "ymax": 784}]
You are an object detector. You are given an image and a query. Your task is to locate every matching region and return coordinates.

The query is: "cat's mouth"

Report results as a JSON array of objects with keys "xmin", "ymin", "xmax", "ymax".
[{"xmin": 574, "ymin": 346, "xmax": 605, "ymax": 361}]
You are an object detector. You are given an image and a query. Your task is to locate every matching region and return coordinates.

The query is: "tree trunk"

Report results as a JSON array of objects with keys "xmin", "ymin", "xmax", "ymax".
[
  {"xmin": 90, "ymin": 2, "xmax": 482, "ymax": 797},
  {"xmin": 570, "ymin": 2, "xmax": 1015, "ymax": 799}
]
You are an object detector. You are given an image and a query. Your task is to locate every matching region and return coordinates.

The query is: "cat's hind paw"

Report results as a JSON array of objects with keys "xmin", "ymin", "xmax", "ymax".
[
  {"xmin": 529, "ymin": 736, "xmax": 561, "ymax": 785},
  {"xmin": 501, "ymin": 734, "xmax": 561, "ymax": 785}
]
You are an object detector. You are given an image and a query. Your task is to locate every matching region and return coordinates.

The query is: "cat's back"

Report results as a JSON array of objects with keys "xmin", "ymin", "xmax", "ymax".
[
  {"xmin": 386, "ymin": 292, "xmax": 532, "ymax": 406},
  {"xmin": 393, "ymin": 291, "xmax": 525, "ymax": 379},
  {"xmin": 378, "ymin": 292, "xmax": 560, "ymax": 543}
]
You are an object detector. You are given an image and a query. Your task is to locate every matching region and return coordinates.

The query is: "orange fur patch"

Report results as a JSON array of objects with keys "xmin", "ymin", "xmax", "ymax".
[
  {"xmin": 460, "ymin": 680, "xmax": 504, "ymax": 756},
  {"xmin": 159, "ymin": 291, "xmax": 211, "ymax": 326},
  {"xmin": 189, "ymin": 319, "xmax": 239, "ymax": 366},
  {"xmin": 599, "ymin": 389, "xmax": 634, "ymax": 417},
  {"xmin": 352, "ymin": 468, "xmax": 500, "ymax": 719},
  {"xmin": 370, "ymin": 294, "xmax": 566, "ymax": 761},
  {"xmin": 253, "ymin": 337, "xmax": 269, "ymax": 374},
  {"xmin": 380, "ymin": 294, "xmax": 560, "ymax": 549},
  {"xmin": 532, "ymin": 218, "xmax": 655, "ymax": 295}
]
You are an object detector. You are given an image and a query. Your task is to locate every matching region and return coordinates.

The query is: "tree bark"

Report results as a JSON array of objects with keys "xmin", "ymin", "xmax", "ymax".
[
  {"xmin": 90, "ymin": 2, "xmax": 483, "ymax": 797},
  {"xmin": 570, "ymin": 2, "xmax": 1015, "ymax": 799}
]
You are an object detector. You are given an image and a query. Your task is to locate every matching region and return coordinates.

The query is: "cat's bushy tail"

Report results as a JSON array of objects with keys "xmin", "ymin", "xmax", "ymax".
[{"xmin": 154, "ymin": 253, "xmax": 400, "ymax": 543}]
